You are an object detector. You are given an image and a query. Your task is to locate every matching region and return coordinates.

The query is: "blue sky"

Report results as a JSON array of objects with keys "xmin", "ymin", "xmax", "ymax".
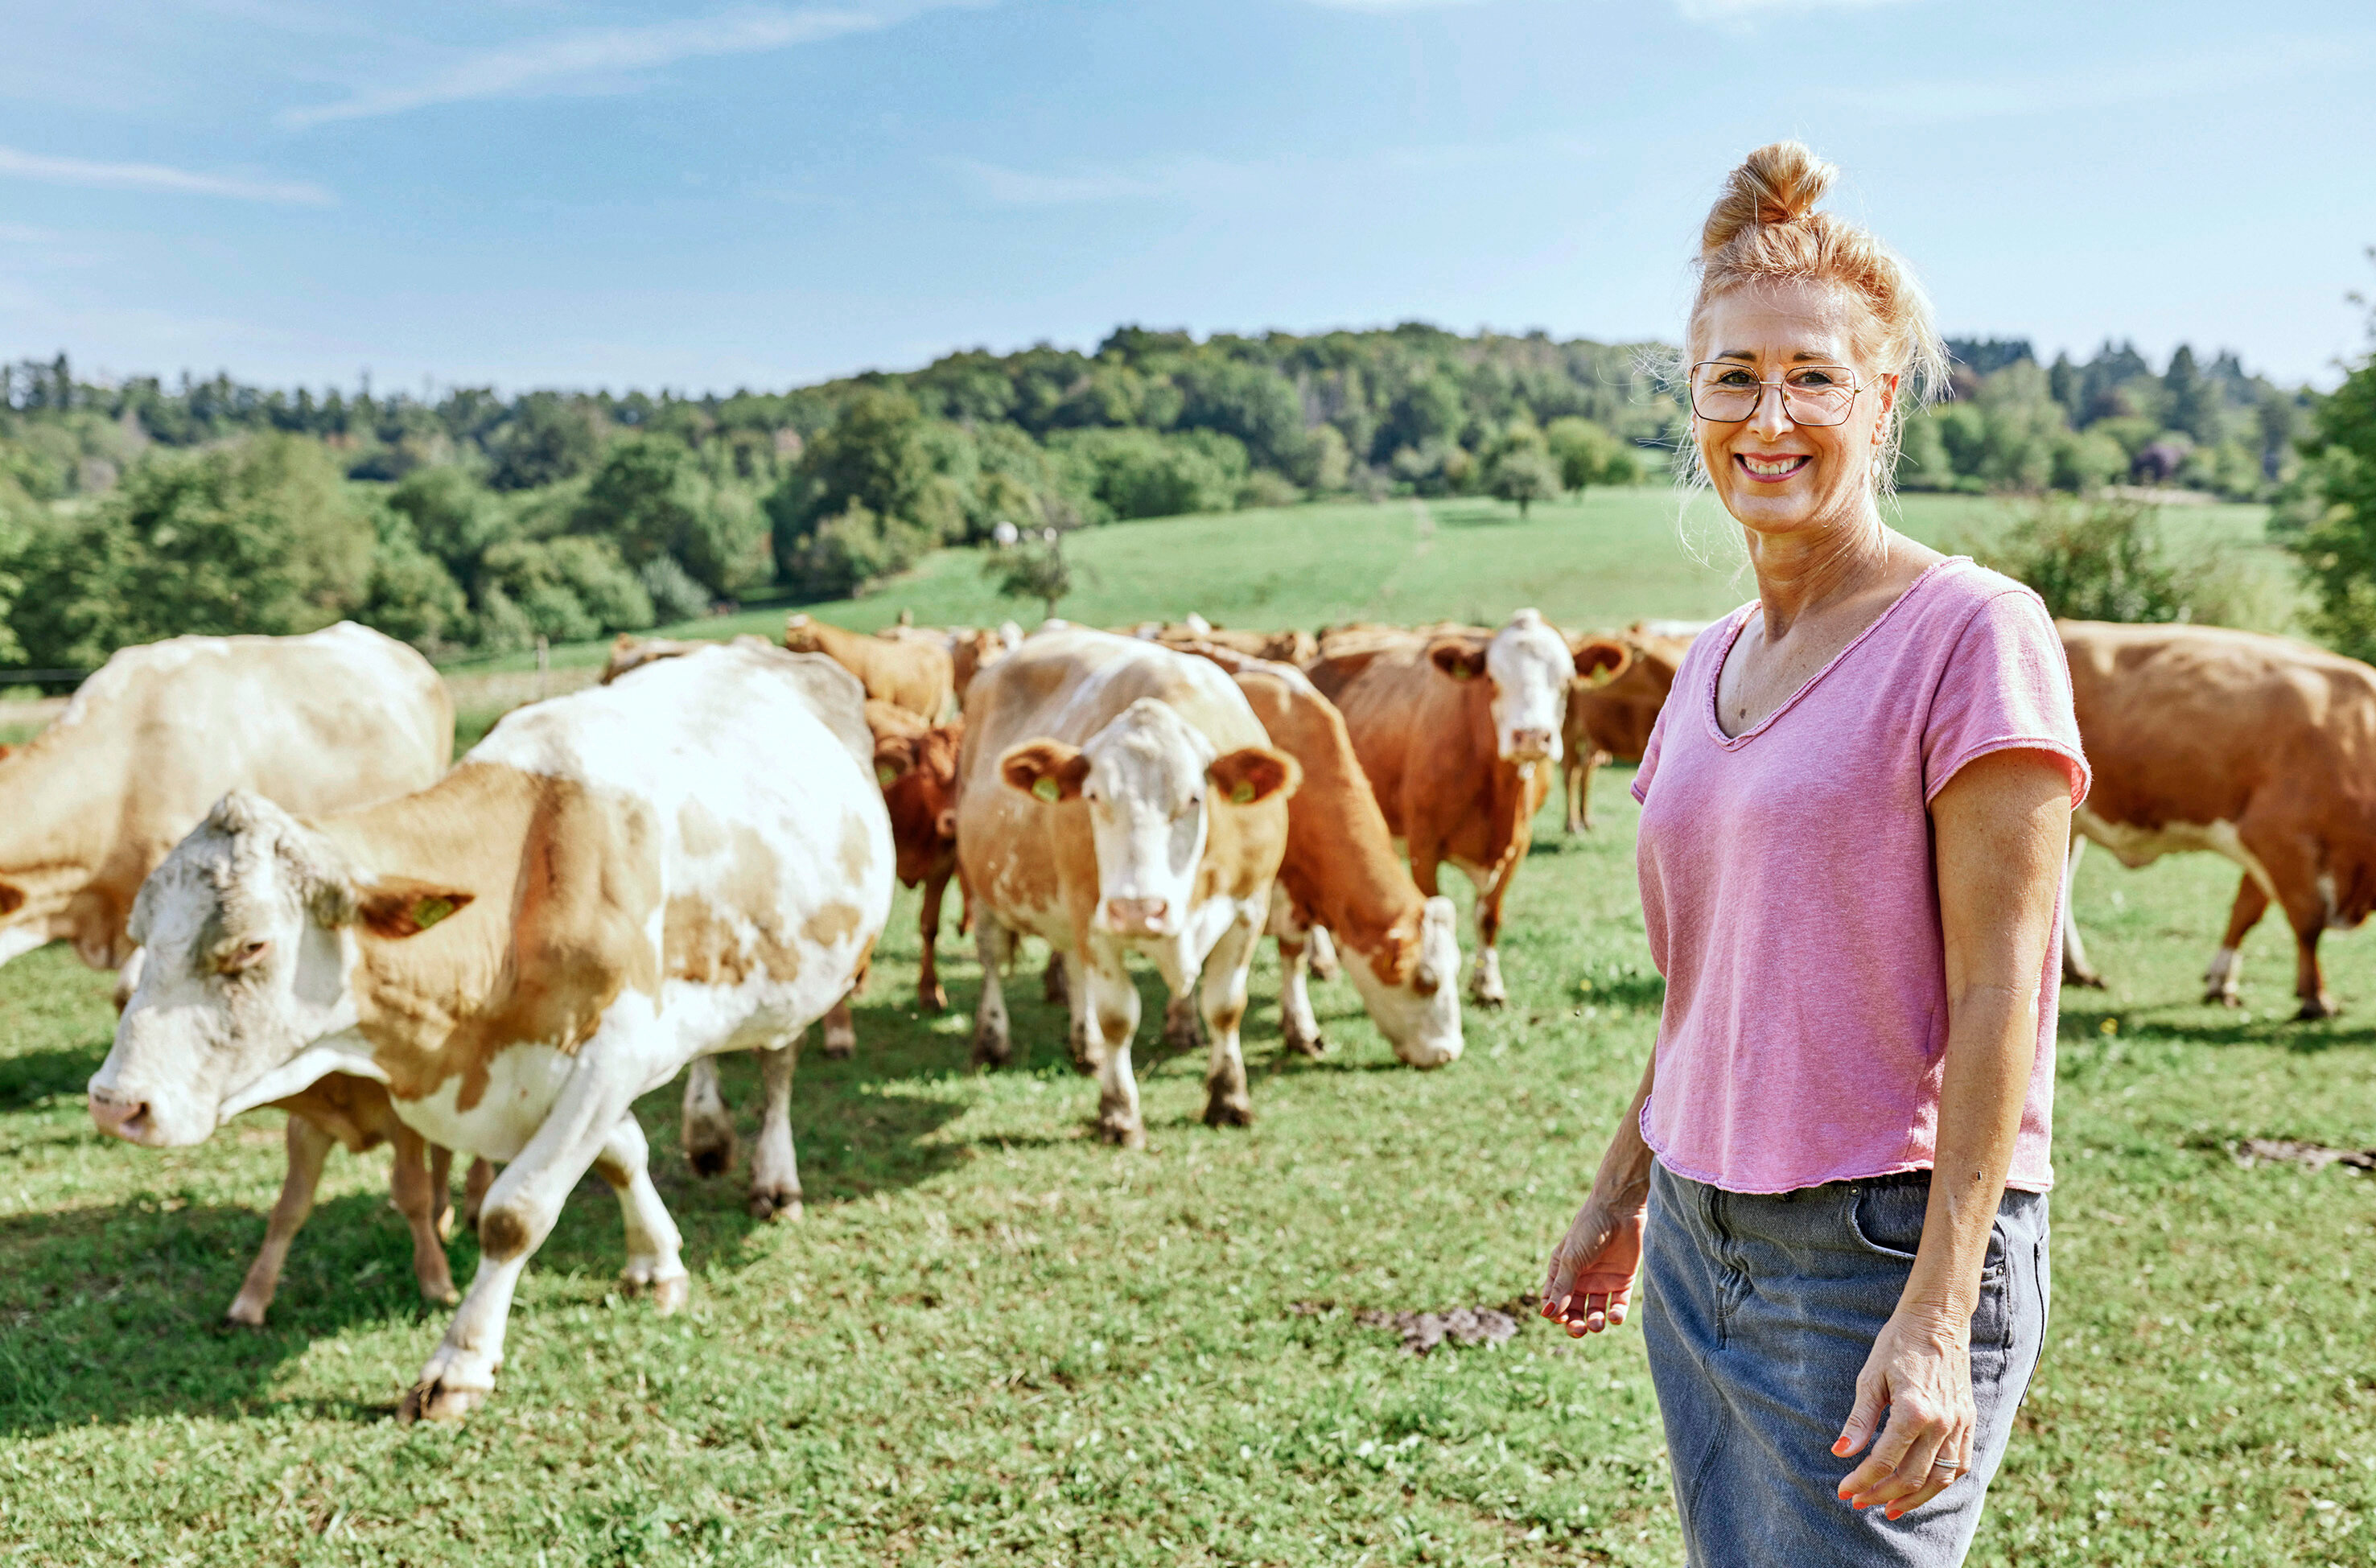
[{"xmin": 2, "ymin": 0, "xmax": 2369, "ymax": 394}]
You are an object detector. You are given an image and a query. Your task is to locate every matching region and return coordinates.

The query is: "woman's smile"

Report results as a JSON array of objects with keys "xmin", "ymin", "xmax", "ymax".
[{"xmin": 1736, "ymin": 452, "xmax": 1812, "ymax": 483}]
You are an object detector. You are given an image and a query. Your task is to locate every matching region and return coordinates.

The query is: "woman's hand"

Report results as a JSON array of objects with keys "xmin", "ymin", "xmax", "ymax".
[
  {"xmin": 1833, "ymin": 1307, "xmax": 1975, "ymax": 1519},
  {"xmin": 1539, "ymin": 1198, "xmax": 1646, "ymax": 1335}
]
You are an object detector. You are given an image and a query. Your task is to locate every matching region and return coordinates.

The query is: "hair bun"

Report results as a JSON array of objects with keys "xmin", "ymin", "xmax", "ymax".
[{"xmin": 1701, "ymin": 140, "xmax": 1837, "ymax": 254}]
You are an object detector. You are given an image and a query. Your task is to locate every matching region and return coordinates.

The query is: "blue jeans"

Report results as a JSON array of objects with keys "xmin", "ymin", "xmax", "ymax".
[{"xmin": 1641, "ymin": 1163, "xmax": 2049, "ymax": 1566}]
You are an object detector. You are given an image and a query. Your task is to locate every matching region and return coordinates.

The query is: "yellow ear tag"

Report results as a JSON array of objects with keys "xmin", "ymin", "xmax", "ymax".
[
  {"xmin": 412, "ymin": 896, "xmax": 456, "ymax": 932},
  {"xmin": 1032, "ymin": 777, "xmax": 1061, "ymax": 803},
  {"xmin": 876, "ymin": 763, "xmax": 898, "ymax": 788},
  {"xmin": 1229, "ymin": 780, "xmax": 1256, "ymax": 805},
  {"xmin": 1452, "ymin": 665, "xmax": 1472, "ymax": 680}
]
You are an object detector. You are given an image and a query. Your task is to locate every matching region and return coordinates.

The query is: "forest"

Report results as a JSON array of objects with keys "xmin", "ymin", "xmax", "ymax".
[{"xmin": 0, "ymin": 323, "xmax": 2329, "ymax": 670}]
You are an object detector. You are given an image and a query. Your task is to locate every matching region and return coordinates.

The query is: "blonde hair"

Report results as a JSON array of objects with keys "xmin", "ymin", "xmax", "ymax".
[{"xmin": 1685, "ymin": 141, "xmax": 1946, "ymax": 493}]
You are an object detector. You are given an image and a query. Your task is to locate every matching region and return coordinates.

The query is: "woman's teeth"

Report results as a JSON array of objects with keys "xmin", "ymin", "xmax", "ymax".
[{"xmin": 1736, "ymin": 455, "xmax": 1810, "ymax": 480}]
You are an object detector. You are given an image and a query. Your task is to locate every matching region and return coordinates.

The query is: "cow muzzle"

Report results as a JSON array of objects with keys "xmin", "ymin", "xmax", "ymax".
[
  {"xmin": 1099, "ymin": 897, "xmax": 1172, "ymax": 936},
  {"xmin": 87, "ymin": 1085, "xmax": 161, "ymax": 1146},
  {"xmin": 1505, "ymin": 727, "xmax": 1557, "ymax": 763}
]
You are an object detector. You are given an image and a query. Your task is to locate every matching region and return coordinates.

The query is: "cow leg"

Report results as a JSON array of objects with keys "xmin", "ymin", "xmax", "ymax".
[
  {"xmin": 463, "ymin": 1158, "xmax": 495, "ymax": 1232},
  {"xmin": 2204, "ymin": 872, "xmax": 2270, "ymax": 1006},
  {"xmin": 1468, "ymin": 859, "xmax": 1517, "ymax": 1007},
  {"xmin": 1162, "ymin": 990, "xmax": 1205, "ymax": 1053},
  {"xmin": 1063, "ymin": 950, "xmax": 1098, "ymax": 1074},
  {"xmin": 390, "ymin": 1122, "xmax": 460, "ymax": 1307},
  {"xmin": 971, "ymin": 915, "xmax": 1014, "ymax": 1068},
  {"xmin": 1563, "ymin": 751, "xmax": 1600, "ymax": 834},
  {"xmin": 1042, "ymin": 949, "xmax": 1068, "ymax": 1005},
  {"xmin": 917, "ymin": 867, "xmax": 952, "ymax": 1011},
  {"xmin": 2061, "ymin": 833, "xmax": 2106, "ymax": 988},
  {"xmin": 226, "ymin": 1112, "xmax": 337, "ymax": 1327},
  {"xmin": 407, "ymin": 1065, "xmax": 664, "ymax": 1423},
  {"xmin": 1083, "ymin": 942, "xmax": 1146, "ymax": 1148},
  {"xmin": 1307, "ymin": 924, "xmax": 1340, "ymax": 982},
  {"xmin": 1197, "ymin": 916, "xmax": 1261, "ymax": 1129},
  {"xmin": 593, "ymin": 1114, "xmax": 690, "ymax": 1307},
  {"xmin": 428, "ymin": 1144, "xmax": 457, "ymax": 1241},
  {"xmin": 680, "ymin": 1056, "xmax": 738, "ymax": 1177},
  {"xmin": 746, "ymin": 1039, "xmax": 804, "ymax": 1222},
  {"xmin": 820, "ymin": 991, "xmax": 857, "ymax": 1060},
  {"xmin": 1277, "ymin": 938, "xmax": 1324, "ymax": 1058}
]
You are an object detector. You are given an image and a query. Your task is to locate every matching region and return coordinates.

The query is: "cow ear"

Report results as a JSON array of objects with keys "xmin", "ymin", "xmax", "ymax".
[
  {"xmin": 355, "ymin": 880, "xmax": 476, "ymax": 940},
  {"xmin": 1428, "ymin": 640, "xmax": 1487, "ymax": 682},
  {"xmin": 1209, "ymin": 746, "xmax": 1300, "ymax": 806},
  {"xmin": 1001, "ymin": 740, "xmax": 1089, "ymax": 803},
  {"xmin": 874, "ymin": 739, "xmax": 915, "ymax": 788},
  {"xmin": 1573, "ymin": 638, "xmax": 1632, "ymax": 686},
  {"xmin": 0, "ymin": 881, "xmax": 22, "ymax": 918}
]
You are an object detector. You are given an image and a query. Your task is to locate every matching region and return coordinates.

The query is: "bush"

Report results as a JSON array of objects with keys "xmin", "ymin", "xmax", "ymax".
[
  {"xmin": 636, "ymin": 554, "xmax": 714, "ymax": 623},
  {"xmin": 473, "ymin": 536, "xmax": 654, "ymax": 646},
  {"xmin": 1544, "ymin": 417, "xmax": 1633, "ymax": 493},
  {"xmin": 1046, "ymin": 428, "xmax": 1250, "ymax": 521},
  {"xmin": 357, "ymin": 505, "xmax": 470, "ymax": 651},
  {"xmin": 575, "ymin": 435, "xmax": 768, "ymax": 597},
  {"xmin": 1979, "ymin": 498, "xmax": 2206, "ymax": 623},
  {"xmin": 776, "ymin": 500, "xmax": 936, "ymax": 599},
  {"xmin": 2286, "ymin": 338, "xmax": 2376, "ymax": 663}
]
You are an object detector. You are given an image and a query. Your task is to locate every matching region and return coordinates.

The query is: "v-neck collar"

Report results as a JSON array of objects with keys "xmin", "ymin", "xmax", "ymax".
[{"xmin": 1702, "ymin": 556, "xmax": 1968, "ymax": 749}]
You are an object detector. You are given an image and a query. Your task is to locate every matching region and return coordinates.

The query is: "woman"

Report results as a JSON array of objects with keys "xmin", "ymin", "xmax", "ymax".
[{"xmin": 1538, "ymin": 142, "xmax": 2087, "ymax": 1565}]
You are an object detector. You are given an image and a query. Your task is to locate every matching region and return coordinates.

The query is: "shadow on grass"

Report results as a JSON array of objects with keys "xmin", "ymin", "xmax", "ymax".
[
  {"xmin": 2057, "ymin": 998, "xmax": 2376, "ymax": 1054},
  {"xmin": 0, "ymin": 1042, "xmax": 108, "ymax": 1110}
]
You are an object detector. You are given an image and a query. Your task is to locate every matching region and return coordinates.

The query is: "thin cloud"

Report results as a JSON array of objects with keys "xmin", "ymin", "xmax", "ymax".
[
  {"xmin": 280, "ymin": 5, "xmax": 941, "ymax": 129},
  {"xmin": 0, "ymin": 146, "xmax": 332, "ymax": 206},
  {"xmin": 957, "ymin": 134, "xmax": 1595, "ymax": 209}
]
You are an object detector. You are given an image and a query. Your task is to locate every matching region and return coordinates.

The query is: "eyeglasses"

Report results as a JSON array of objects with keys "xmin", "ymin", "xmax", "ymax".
[{"xmin": 1688, "ymin": 362, "xmax": 1865, "ymax": 427}]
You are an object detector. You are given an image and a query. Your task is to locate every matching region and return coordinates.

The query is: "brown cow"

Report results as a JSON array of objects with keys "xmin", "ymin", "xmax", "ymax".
[
  {"xmin": 1312, "ymin": 610, "xmax": 1628, "ymax": 1004},
  {"xmin": 866, "ymin": 699, "xmax": 967, "ymax": 1010},
  {"xmin": 1175, "ymin": 643, "xmax": 1464, "ymax": 1065},
  {"xmin": 1561, "ymin": 628, "xmax": 1694, "ymax": 833},
  {"xmin": 785, "ymin": 612, "xmax": 955, "ymax": 720},
  {"xmin": 2062, "ymin": 620, "xmax": 2376, "ymax": 1019}
]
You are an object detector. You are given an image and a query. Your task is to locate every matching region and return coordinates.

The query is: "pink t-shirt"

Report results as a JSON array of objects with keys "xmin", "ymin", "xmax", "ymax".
[{"xmin": 1631, "ymin": 558, "xmax": 2090, "ymax": 1195}]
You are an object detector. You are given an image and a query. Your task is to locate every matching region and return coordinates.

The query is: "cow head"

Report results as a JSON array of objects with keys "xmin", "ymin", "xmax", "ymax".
[
  {"xmin": 1341, "ymin": 895, "xmax": 1464, "ymax": 1068},
  {"xmin": 1002, "ymin": 698, "xmax": 1299, "ymax": 940},
  {"xmin": 87, "ymin": 792, "xmax": 471, "ymax": 1147},
  {"xmin": 1428, "ymin": 608, "xmax": 1576, "ymax": 765},
  {"xmin": 874, "ymin": 722, "xmax": 963, "ymax": 886}
]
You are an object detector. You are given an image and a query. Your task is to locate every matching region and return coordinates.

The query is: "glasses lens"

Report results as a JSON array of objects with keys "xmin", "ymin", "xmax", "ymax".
[
  {"xmin": 1691, "ymin": 365, "xmax": 1760, "ymax": 422},
  {"xmin": 1781, "ymin": 370, "xmax": 1855, "ymax": 426}
]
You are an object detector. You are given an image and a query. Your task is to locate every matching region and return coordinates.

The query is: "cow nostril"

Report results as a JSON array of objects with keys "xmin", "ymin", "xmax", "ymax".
[{"xmin": 89, "ymin": 1090, "xmax": 152, "ymax": 1141}]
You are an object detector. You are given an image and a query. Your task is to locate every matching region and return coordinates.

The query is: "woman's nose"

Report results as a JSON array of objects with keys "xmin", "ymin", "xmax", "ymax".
[{"xmin": 1745, "ymin": 383, "xmax": 1793, "ymax": 439}]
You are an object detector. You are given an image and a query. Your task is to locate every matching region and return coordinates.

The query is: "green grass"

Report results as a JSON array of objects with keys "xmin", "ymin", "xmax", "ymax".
[
  {"xmin": 6, "ymin": 779, "xmax": 2376, "ymax": 1564},
  {"xmin": 6, "ymin": 488, "xmax": 2366, "ymax": 1566},
  {"xmin": 431, "ymin": 492, "xmax": 2292, "ymax": 683}
]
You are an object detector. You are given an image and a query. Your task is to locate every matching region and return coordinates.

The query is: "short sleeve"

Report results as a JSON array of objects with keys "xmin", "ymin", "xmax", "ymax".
[
  {"xmin": 1922, "ymin": 589, "xmax": 2090, "ymax": 806},
  {"xmin": 1630, "ymin": 700, "xmax": 1673, "ymax": 804}
]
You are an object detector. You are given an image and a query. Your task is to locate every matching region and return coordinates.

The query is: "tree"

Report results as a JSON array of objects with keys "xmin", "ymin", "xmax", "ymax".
[
  {"xmin": 487, "ymin": 393, "xmax": 600, "ymax": 491},
  {"xmin": 2286, "ymin": 315, "xmax": 2376, "ymax": 662},
  {"xmin": 574, "ymin": 435, "xmax": 767, "ymax": 597},
  {"xmin": 984, "ymin": 527, "xmax": 1074, "ymax": 620},
  {"xmin": 1981, "ymin": 498, "xmax": 2202, "ymax": 623},
  {"xmin": 2162, "ymin": 345, "xmax": 2221, "ymax": 445},
  {"xmin": 1544, "ymin": 417, "xmax": 1629, "ymax": 495},
  {"xmin": 1483, "ymin": 426, "xmax": 1560, "ymax": 517},
  {"xmin": 767, "ymin": 389, "xmax": 942, "ymax": 591},
  {"xmin": 13, "ymin": 435, "xmax": 374, "ymax": 667}
]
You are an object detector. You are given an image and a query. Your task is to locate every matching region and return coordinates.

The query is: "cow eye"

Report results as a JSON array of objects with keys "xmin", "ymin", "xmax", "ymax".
[{"xmin": 220, "ymin": 940, "xmax": 270, "ymax": 973}]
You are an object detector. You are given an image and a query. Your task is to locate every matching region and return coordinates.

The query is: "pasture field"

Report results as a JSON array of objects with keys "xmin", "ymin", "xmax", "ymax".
[{"xmin": 5, "ymin": 491, "xmax": 2372, "ymax": 1566}]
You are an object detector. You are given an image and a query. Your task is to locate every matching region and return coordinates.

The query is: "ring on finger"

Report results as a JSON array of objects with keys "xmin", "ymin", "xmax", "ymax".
[{"xmin": 1929, "ymin": 1459, "xmax": 1961, "ymax": 1477}]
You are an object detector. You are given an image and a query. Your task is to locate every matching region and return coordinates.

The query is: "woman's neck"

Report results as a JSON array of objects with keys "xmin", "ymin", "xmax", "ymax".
[{"xmin": 1741, "ymin": 503, "xmax": 1893, "ymax": 641}]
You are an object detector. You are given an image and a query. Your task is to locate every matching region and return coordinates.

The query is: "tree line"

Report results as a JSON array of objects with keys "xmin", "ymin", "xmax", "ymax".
[{"xmin": 0, "ymin": 323, "xmax": 2320, "ymax": 670}]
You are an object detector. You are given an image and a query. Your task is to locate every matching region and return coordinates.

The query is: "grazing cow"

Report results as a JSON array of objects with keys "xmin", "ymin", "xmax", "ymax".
[
  {"xmin": 953, "ymin": 623, "xmax": 1025, "ymax": 708},
  {"xmin": 602, "ymin": 633, "xmax": 713, "ymax": 685},
  {"xmin": 1561, "ymin": 629, "xmax": 1693, "ymax": 833},
  {"xmin": 1175, "ymin": 643, "xmax": 1464, "ymax": 1066},
  {"xmin": 867, "ymin": 699, "xmax": 967, "ymax": 1010},
  {"xmin": 1146, "ymin": 621, "xmax": 1320, "ymax": 666},
  {"xmin": 1312, "ymin": 609, "xmax": 1629, "ymax": 1004},
  {"xmin": 2061, "ymin": 620, "xmax": 2376, "ymax": 1019},
  {"xmin": 957, "ymin": 630, "xmax": 1299, "ymax": 1144},
  {"xmin": 0, "ymin": 623, "xmax": 458, "ymax": 1325},
  {"xmin": 89, "ymin": 642, "xmax": 892, "ymax": 1420},
  {"xmin": 785, "ymin": 612, "xmax": 955, "ymax": 721}
]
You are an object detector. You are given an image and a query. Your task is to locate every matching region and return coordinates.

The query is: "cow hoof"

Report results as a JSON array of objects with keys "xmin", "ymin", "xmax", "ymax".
[
  {"xmin": 623, "ymin": 1270, "xmax": 691, "ymax": 1315},
  {"xmin": 822, "ymin": 1038, "xmax": 854, "ymax": 1061},
  {"xmin": 2297, "ymin": 998, "xmax": 2339, "ymax": 1023},
  {"xmin": 423, "ymin": 1284, "xmax": 462, "ymax": 1307},
  {"xmin": 684, "ymin": 1122, "xmax": 736, "ymax": 1178},
  {"xmin": 1468, "ymin": 985, "xmax": 1509, "ymax": 1009},
  {"xmin": 1162, "ymin": 1000, "xmax": 1205, "ymax": 1054},
  {"xmin": 747, "ymin": 1187, "xmax": 805, "ymax": 1223},
  {"xmin": 1097, "ymin": 1115, "xmax": 1146, "ymax": 1150},
  {"xmin": 919, "ymin": 982, "xmax": 948, "ymax": 1012},
  {"xmin": 1202, "ymin": 1096, "xmax": 1255, "ymax": 1130},
  {"xmin": 397, "ymin": 1377, "xmax": 485, "ymax": 1426},
  {"xmin": 2205, "ymin": 988, "xmax": 2243, "ymax": 1009},
  {"xmin": 2063, "ymin": 963, "xmax": 2106, "ymax": 990},
  {"xmin": 970, "ymin": 1027, "xmax": 1012, "ymax": 1071},
  {"xmin": 224, "ymin": 1295, "xmax": 269, "ymax": 1328},
  {"xmin": 1283, "ymin": 1026, "xmax": 1326, "ymax": 1060}
]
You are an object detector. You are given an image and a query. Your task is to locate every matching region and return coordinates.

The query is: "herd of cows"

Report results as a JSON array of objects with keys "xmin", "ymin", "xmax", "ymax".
[{"xmin": 4, "ymin": 597, "xmax": 2372, "ymax": 1422}]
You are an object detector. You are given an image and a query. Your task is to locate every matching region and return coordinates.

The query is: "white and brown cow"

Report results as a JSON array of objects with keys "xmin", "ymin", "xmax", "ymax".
[
  {"xmin": 2062, "ymin": 620, "xmax": 2376, "ymax": 1019},
  {"xmin": 89, "ymin": 641, "xmax": 892, "ymax": 1420},
  {"xmin": 786, "ymin": 612, "xmax": 956, "ymax": 722},
  {"xmin": 957, "ymin": 629, "xmax": 1299, "ymax": 1145},
  {"xmin": 0, "ymin": 623, "xmax": 459, "ymax": 1325},
  {"xmin": 1560, "ymin": 628, "xmax": 1693, "ymax": 833},
  {"xmin": 1174, "ymin": 643, "xmax": 1464, "ymax": 1067},
  {"xmin": 1310, "ymin": 609, "xmax": 1629, "ymax": 1004}
]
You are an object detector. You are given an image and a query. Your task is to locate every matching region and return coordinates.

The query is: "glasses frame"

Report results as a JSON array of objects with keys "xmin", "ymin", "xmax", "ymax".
[{"xmin": 1687, "ymin": 361, "xmax": 1867, "ymax": 428}]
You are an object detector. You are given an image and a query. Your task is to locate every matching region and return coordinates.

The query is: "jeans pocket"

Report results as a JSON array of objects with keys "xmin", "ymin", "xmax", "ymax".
[{"xmin": 1848, "ymin": 1182, "xmax": 2008, "ymax": 1282}]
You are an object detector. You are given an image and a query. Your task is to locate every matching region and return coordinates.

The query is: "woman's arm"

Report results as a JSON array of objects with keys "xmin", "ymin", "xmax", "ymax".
[
  {"xmin": 1835, "ymin": 747, "xmax": 2073, "ymax": 1518},
  {"xmin": 1539, "ymin": 1046, "xmax": 1658, "ymax": 1335}
]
